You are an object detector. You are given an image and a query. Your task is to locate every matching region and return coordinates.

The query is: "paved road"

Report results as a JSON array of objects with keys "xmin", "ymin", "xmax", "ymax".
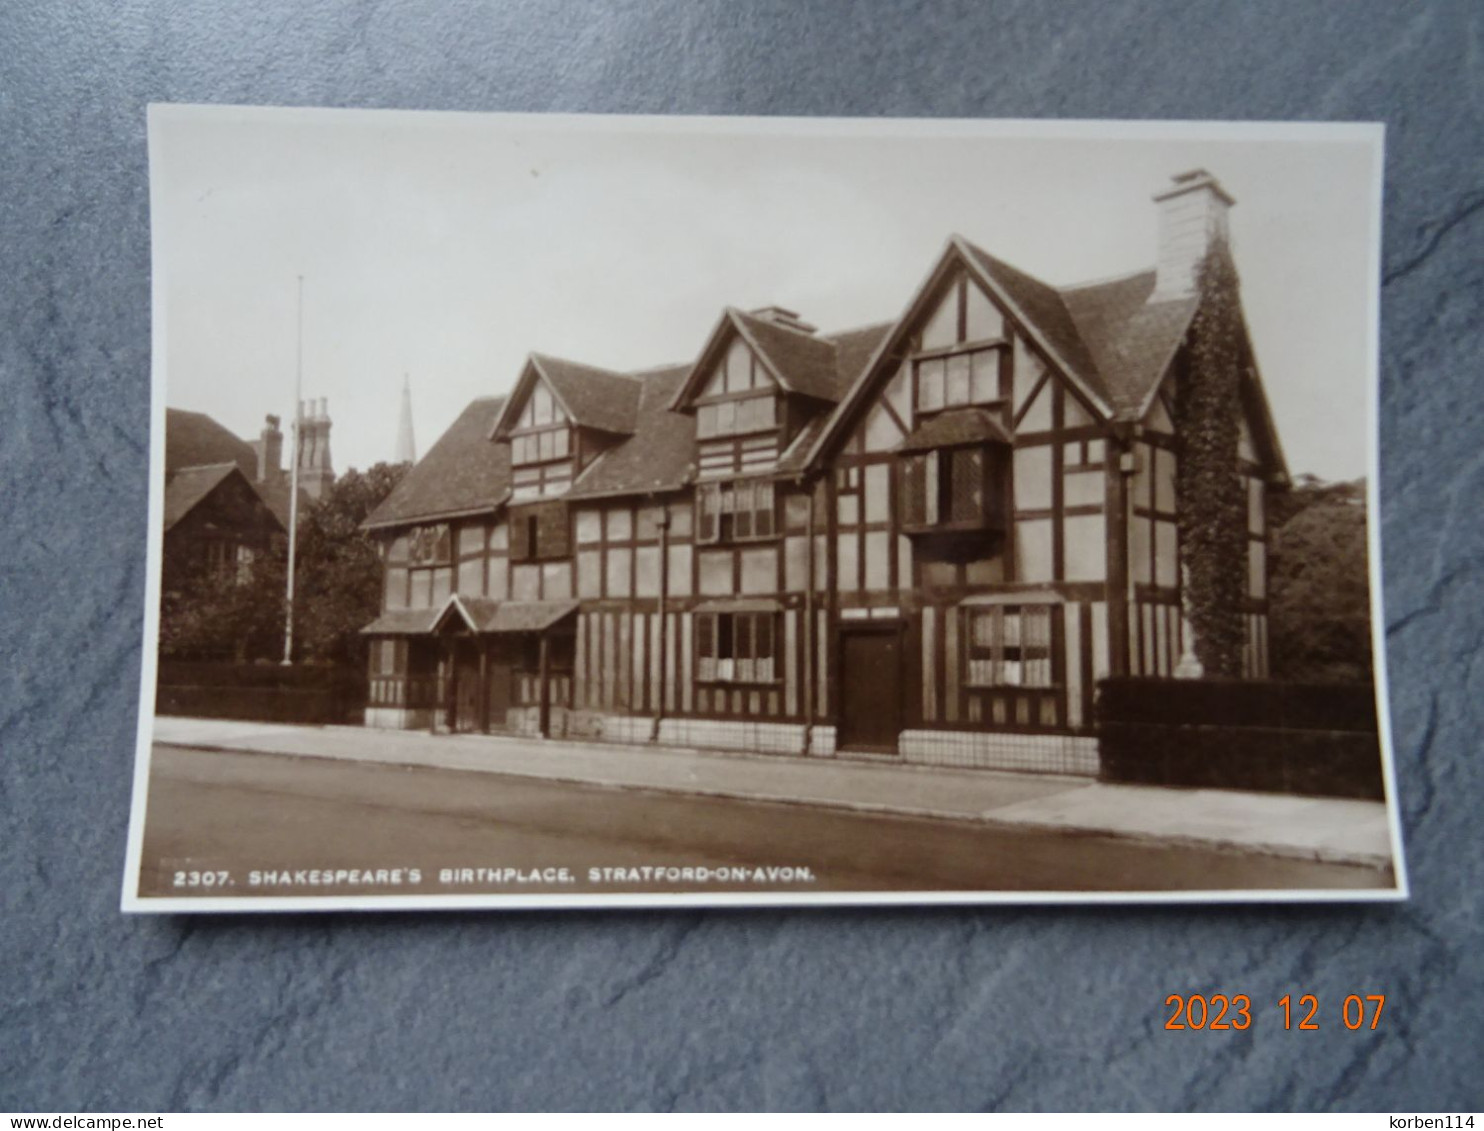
[{"xmin": 135, "ymin": 744, "xmax": 1394, "ymax": 900}]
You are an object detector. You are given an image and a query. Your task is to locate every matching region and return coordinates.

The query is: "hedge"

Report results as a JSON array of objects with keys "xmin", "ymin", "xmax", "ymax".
[
  {"xmin": 1096, "ymin": 677, "xmax": 1385, "ymax": 800},
  {"xmin": 156, "ymin": 661, "xmax": 365, "ymax": 725}
]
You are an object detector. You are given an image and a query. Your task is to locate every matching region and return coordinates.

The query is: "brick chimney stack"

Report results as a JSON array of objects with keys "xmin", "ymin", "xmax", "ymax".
[
  {"xmin": 748, "ymin": 305, "xmax": 817, "ymax": 335},
  {"xmin": 1152, "ymin": 169, "xmax": 1235, "ymax": 300},
  {"xmin": 257, "ymin": 414, "xmax": 283, "ymax": 484}
]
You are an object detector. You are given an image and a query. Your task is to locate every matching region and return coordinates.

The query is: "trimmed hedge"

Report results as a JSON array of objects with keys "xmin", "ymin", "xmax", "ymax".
[
  {"xmin": 1096, "ymin": 677, "xmax": 1384, "ymax": 800},
  {"xmin": 157, "ymin": 661, "xmax": 365, "ymax": 725}
]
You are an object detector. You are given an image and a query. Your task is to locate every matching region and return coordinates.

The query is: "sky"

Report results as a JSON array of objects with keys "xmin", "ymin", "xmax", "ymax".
[{"xmin": 152, "ymin": 108, "xmax": 1381, "ymax": 483}]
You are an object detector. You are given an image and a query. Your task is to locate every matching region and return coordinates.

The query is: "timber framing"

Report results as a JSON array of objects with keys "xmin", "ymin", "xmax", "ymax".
[{"xmin": 359, "ymin": 169, "xmax": 1288, "ymax": 775}]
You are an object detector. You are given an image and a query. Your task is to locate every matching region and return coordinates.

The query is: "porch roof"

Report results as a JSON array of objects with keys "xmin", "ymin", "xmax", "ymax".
[
  {"xmin": 359, "ymin": 608, "xmax": 443, "ymax": 635},
  {"xmin": 484, "ymin": 599, "xmax": 580, "ymax": 634}
]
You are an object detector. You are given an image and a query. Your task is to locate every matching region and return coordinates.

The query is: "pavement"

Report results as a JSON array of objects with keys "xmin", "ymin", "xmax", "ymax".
[{"xmin": 150, "ymin": 717, "xmax": 1400, "ymax": 871}]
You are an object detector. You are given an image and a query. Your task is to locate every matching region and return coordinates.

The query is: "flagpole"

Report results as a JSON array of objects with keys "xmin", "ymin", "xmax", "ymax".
[{"xmin": 282, "ymin": 274, "xmax": 303, "ymax": 666}]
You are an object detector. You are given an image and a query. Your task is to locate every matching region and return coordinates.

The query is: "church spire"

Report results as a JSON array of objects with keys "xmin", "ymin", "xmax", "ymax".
[{"xmin": 395, "ymin": 374, "xmax": 417, "ymax": 464}]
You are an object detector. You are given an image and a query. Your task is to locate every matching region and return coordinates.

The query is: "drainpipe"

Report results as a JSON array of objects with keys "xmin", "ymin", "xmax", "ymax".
[
  {"xmin": 651, "ymin": 500, "xmax": 671, "ymax": 743},
  {"xmin": 801, "ymin": 475, "xmax": 816, "ymax": 757}
]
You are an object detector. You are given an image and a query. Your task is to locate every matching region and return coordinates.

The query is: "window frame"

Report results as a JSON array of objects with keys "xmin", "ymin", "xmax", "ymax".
[
  {"xmin": 963, "ymin": 603, "xmax": 1057, "ymax": 690},
  {"xmin": 695, "ymin": 610, "xmax": 780, "ymax": 686},
  {"xmin": 695, "ymin": 478, "xmax": 778, "ymax": 545},
  {"xmin": 898, "ymin": 444, "xmax": 1001, "ymax": 534}
]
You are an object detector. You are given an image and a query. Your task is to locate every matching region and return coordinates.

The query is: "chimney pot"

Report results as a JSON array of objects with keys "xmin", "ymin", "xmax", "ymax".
[{"xmin": 748, "ymin": 305, "xmax": 817, "ymax": 335}]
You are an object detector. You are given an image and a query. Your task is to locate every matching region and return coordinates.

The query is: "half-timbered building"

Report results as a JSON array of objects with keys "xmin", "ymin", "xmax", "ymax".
[{"xmin": 361, "ymin": 169, "xmax": 1288, "ymax": 775}]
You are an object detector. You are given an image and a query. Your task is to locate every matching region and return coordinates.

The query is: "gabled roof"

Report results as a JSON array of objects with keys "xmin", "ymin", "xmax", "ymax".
[
  {"xmin": 490, "ymin": 354, "xmax": 644, "ymax": 438},
  {"xmin": 570, "ymin": 322, "xmax": 895, "ymax": 497},
  {"xmin": 670, "ymin": 309, "xmax": 881, "ymax": 413},
  {"xmin": 162, "ymin": 463, "xmax": 240, "ymax": 532},
  {"xmin": 1059, "ymin": 269, "xmax": 1199, "ymax": 418},
  {"xmin": 774, "ymin": 322, "xmax": 893, "ymax": 475},
  {"xmin": 363, "ymin": 595, "xmax": 580, "ymax": 636},
  {"xmin": 800, "ymin": 235, "xmax": 1256, "ymax": 472},
  {"xmin": 363, "ymin": 397, "xmax": 510, "ymax": 530},
  {"xmin": 730, "ymin": 309, "xmax": 842, "ymax": 402},
  {"xmin": 897, "ymin": 408, "xmax": 1012, "ymax": 452},
  {"xmin": 165, "ymin": 409, "xmax": 259, "ymax": 478},
  {"xmin": 565, "ymin": 365, "xmax": 695, "ymax": 500},
  {"xmin": 953, "ymin": 237, "xmax": 1111, "ymax": 417}
]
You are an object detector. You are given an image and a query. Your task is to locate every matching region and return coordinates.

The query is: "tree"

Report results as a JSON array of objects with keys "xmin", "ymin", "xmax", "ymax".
[
  {"xmin": 158, "ymin": 551, "xmax": 286, "ymax": 663},
  {"xmin": 291, "ymin": 462, "xmax": 409, "ymax": 667},
  {"xmin": 1267, "ymin": 476, "xmax": 1372, "ymax": 683},
  {"xmin": 1175, "ymin": 242, "xmax": 1249, "ymax": 677}
]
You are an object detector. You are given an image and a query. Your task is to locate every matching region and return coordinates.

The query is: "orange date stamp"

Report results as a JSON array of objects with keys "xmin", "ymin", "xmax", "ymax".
[{"xmin": 1163, "ymin": 993, "xmax": 1386, "ymax": 1031}]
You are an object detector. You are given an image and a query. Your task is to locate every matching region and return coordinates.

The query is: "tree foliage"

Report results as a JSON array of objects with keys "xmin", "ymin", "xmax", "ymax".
[
  {"xmin": 1267, "ymin": 475, "xmax": 1372, "ymax": 683},
  {"xmin": 158, "ymin": 462, "xmax": 407, "ymax": 667},
  {"xmin": 293, "ymin": 462, "xmax": 408, "ymax": 666},
  {"xmin": 1175, "ymin": 242, "xmax": 1249, "ymax": 677},
  {"xmin": 158, "ymin": 552, "xmax": 286, "ymax": 663}
]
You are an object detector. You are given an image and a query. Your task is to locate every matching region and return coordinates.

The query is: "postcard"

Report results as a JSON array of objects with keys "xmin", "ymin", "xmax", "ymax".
[{"xmin": 123, "ymin": 106, "xmax": 1404, "ymax": 911}]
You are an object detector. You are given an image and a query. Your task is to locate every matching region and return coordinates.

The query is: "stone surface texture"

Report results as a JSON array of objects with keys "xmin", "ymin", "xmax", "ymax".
[{"xmin": 1, "ymin": 0, "xmax": 1480, "ymax": 1113}]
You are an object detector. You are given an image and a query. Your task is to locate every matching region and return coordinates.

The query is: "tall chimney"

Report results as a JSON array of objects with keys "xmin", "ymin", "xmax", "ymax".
[
  {"xmin": 258, "ymin": 414, "xmax": 283, "ymax": 483},
  {"xmin": 1152, "ymin": 169, "xmax": 1234, "ymax": 300}
]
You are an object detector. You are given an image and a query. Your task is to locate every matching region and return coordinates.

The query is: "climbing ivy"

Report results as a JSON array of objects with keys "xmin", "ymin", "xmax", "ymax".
[{"xmin": 1175, "ymin": 242, "xmax": 1249, "ymax": 678}]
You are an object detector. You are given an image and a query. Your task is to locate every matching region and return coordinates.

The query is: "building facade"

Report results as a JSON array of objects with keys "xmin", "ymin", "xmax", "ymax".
[{"xmin": 360, "ymin": 170, "xmax": 1288, "ymax": 775}]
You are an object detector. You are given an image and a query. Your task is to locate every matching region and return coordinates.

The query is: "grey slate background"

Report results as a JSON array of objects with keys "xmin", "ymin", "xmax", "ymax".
[{"xmin": 1, "ymin": 0, "xmax": 1480, "ymax": 1112}]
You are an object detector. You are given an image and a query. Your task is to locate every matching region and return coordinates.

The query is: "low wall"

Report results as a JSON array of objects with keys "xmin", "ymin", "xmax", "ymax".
[
  {"xmin": 1096, "ymin": 677, "xmax": 1384, "ymax": 799},
  {"xmin": 157, "ymin": 661, "xmax": 366, "ymax": 726}
]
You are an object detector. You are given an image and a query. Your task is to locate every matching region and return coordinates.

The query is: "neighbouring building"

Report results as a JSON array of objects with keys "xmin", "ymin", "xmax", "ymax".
[
  {"xmin": 360, "ymin": 169, "xmax": 1288, "ymax": 775},
  {"xmin": 162, "ymin": 402, "xmax": 335, "ymax": 592},
  {"xmin": 162, "ymin": 409, "xmax": 289, "ymax": 593}
]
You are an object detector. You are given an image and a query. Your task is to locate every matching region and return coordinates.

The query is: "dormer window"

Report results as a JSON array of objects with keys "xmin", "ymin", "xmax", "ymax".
[
  {"xmin": 509, "ymin": 382, "xmax": 574, "ymax": 499},
  {"xmin": 696, "ymin": 392, "xmax": 777, "ymax": 439},
  {"xmin": 914, "ymin": 272, "xmax": 1008, "ymax": 416},
  {"xmin": 915, "ymin": 347, "xmax": 1003, "ymax": 415}
]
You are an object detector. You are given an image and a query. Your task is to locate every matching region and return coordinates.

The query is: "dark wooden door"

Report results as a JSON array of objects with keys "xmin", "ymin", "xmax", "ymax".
[
  {"xmin": 837, "ymin": 625, "xmax": 902, "ymax": 754},
  {"xmin": 486, "ymin": 660, "xmax": 513, "ymax": 731},
  {"xmin": 454, "ymin": 645, "xmax": 482, "ymax": 733}
]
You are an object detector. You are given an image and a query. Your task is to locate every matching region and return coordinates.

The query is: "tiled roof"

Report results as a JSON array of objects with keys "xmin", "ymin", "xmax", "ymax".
[
  {"xmin": 531, "ymin": 354, "xmax": 644, "ymax": 435},
  {"xmin": 253, "ymin": 478, "xmax": 306, "ymax": 531},
  {"xmin": 162, "ymin": 463, "xmax": 239, "ymax": 532},
  {"xmin": 566, "ymin": 366, "xmax": 695, "ymax": 499},
  {"xmin": 897, "ymin": 408, "xmax": 1012, "ymax": 452},
  {"xmin": 1059, "ymin": 270, "xmax": 1198, "ymax": 418},
  {"xmin": 955, "ymin": 238, "xmax": 1110, "ymax": 413},
  {"xmin": 365, "ymin": 596, "xmax": 579, "ymax": 636},
  {"xmin": 359, "ymin": 608, "xmax": 443, "ymax": 635},
  {"xmin": 774, "ymin": 322, "xmax": 893, "ymax": 475},
  {"xmin": 829, "ymin": 322, "xmax": 895, "ymax": 392},
  {"xmin": 486, "ymin": 599, "xmax": 580, "ymax": 633},
  {"xmin": 165, "ymin": 409, "xmax": 259, "ymax": 478},
  {"xmin": 363, "ymin": 397, "xmax": 509, "ymax": 530},
  {"xmin": 731, "ymin": 309, "xmax": 842, "ymax": 402}
]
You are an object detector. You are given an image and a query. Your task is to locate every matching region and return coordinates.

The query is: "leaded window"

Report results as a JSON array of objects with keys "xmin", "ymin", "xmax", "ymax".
[
  {"xmin": 696, "ymin": 611, "xmax": 777, "ymax": 685},
  {"xmin": 965, "ymin": 604, "xmax": 1055, "ymax": 688},
  {"xmin": 696, "ymin": 479, "xmax": 777, "ymax": 543}
]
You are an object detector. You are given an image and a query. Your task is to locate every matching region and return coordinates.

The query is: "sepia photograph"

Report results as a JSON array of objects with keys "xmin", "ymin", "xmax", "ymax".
[{"xmin": 123, "ymin": 106, "xmax": 1403, "ymax": 911}]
